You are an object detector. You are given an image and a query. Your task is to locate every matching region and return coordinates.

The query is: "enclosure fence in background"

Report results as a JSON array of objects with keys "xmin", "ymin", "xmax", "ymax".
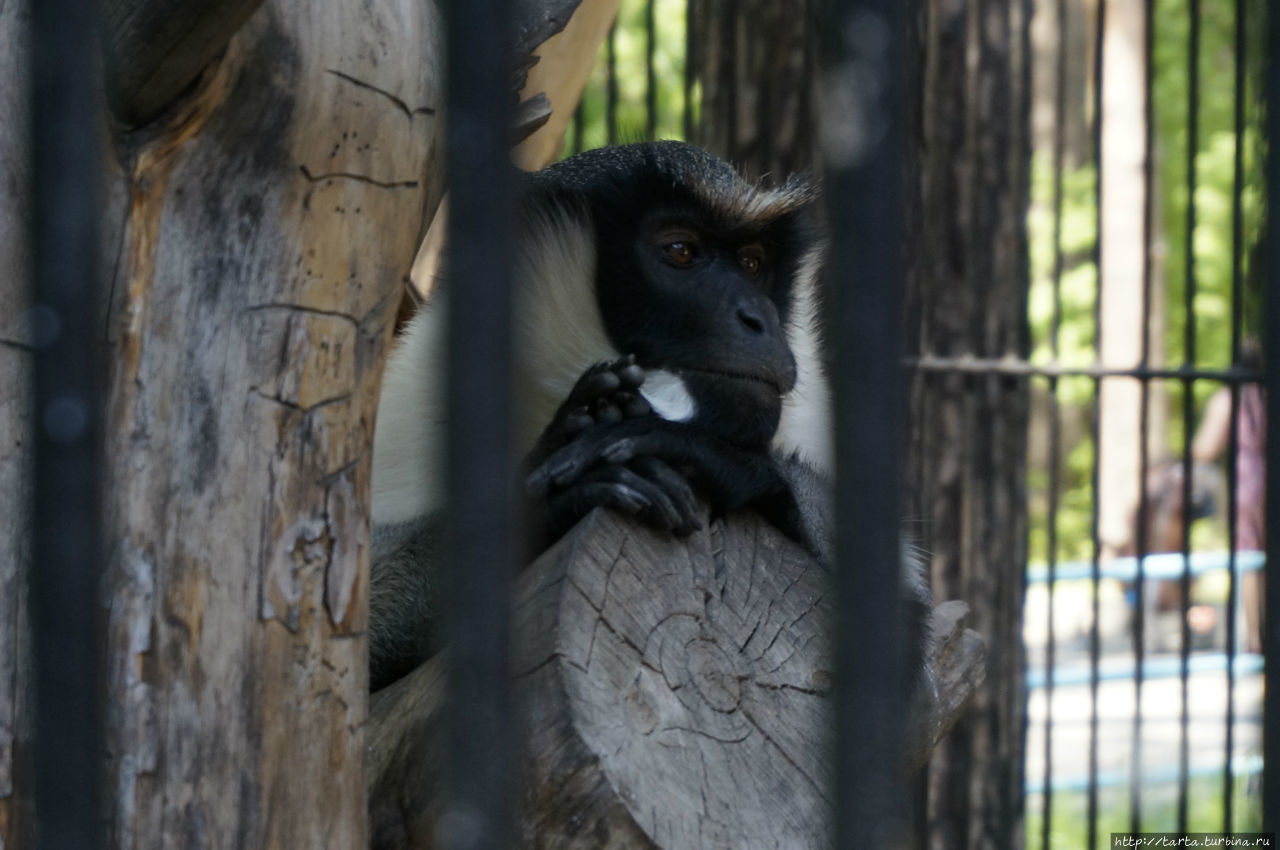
[{"xmin": 1007, "ymin": 0, "xmax": 1272, "ymax": 845}]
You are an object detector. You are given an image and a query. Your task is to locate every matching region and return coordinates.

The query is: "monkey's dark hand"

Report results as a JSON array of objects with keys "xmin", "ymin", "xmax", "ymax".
[
  {"xmin": 536, "ymin": 455, "xmax": 704, "ymax": 542},
  {"xmin": 526, "ymin": 357, "xmax": 704, "ymax": 544},
  {"xmin": 527, "ymin": 418, "xmax": 816, "ymax": 554},
  {"xmin": 526, "ymin": 355, "xmax": 652, "ymax": 468}
]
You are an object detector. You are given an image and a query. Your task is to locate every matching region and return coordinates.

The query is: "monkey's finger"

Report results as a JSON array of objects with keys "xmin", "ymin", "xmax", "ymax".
[
  {"xmin": 563, "ymin": 408, "xmax": 594, "ymax": 436},
  {"xmin": 545, "ymin": 482, "xmax": 652, "ymax": 536},
  {"xmin": 589, "ymin": 464, "xmax": 689, "ymax": 531},
  {"xmin": 629, "ymin": 456, "xmax": 702, "ymax": 533},
  {"xmin": 526, "ymin": 435, "xmax": 643, "ymax": 495},
  {"xmin": 578, "ymin": 370, "xmax": 623, "ymax": 400},
  {"xmin": 616, "ymin": 358, "xmax": 645, "ymax": 389},
  {"xmin": 616, "ymin": 391, "xmax": 652, "ymax": 419},
  {"xmin": 593, "ymin": 403, "xmax": 623, "ymax": 425}
]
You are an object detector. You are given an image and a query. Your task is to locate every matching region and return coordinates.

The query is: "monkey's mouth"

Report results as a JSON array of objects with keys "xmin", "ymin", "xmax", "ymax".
[{"xmin": 676, "ymin": 365, "xmax": 792, "ymax": 397}]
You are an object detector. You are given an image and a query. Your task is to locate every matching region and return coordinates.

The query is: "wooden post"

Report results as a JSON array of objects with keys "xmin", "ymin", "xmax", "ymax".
[{"xmin": 0, "ymin": 0, "xmax": 579, "ymax": 844}]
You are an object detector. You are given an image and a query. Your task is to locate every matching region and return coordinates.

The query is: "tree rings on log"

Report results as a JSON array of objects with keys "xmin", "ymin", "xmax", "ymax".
[{"xmin": 516, "ymin": 509, "xmax": 835, "ymax": 848}]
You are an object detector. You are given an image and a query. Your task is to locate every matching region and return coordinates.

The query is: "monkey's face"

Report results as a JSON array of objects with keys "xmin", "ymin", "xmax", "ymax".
[
  {"xmin": 595, "ymin": 211, "xmax": 800, "ymax": 448},
  {"xmin": 528, "ymin": 141, "xmax": 818, "ymax": 450}
]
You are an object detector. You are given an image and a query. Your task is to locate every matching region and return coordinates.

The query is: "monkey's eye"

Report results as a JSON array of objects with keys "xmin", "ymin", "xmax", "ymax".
[
  {"xmin": 738, "ymin": 243, "xmax": 766, "ymax": 276},
  {"xmin": 662, "ymin": 240, "xmax": 698, "ymax": 266}
]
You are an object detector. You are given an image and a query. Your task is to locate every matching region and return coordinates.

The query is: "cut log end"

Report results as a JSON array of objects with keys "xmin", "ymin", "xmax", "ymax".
[{"xmin": 368, "ymin": 509, "xmax": 986, "ymax": 849}]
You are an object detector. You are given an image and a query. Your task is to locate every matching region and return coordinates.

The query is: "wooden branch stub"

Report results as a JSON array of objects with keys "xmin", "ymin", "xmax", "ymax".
[
  {"xmin": 104, "ymin": 0, "xmax": 267, "ymax": 126},
  {"xmin": 908, "ymin": 601, "xmax": 986, "ymax": 771},
  {"xmin": 513, "ymin": 93, "xmax": 554, "ymax": 146},
  {"xmin": 367, "ymin": 509, "xmax": 986, "ymax": 848}
]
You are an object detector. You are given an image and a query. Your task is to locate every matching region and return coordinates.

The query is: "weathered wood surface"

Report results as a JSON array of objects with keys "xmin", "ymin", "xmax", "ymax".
[
  {"xmin": 410, "ymin": 0, "xmax": 620, "ymax": 303},
  {"xmin": 688, "ymin": 0, "xmax": 815, "ymax": 182},
  {"xmin": 2, "ymin": 0, "xmax": 580, "ymax": 846},
  {"xmin": 0, "ymin": 2, "xmax": 34, "ymax": 845},
  {"xmin": 98, "ymin": 3, "xmax": 445, "ymax": 845},
  {"xmin": 904, "ymin": 0, "xmax": 1031, "ymax": 846},
  {"xmin": 104, "ymin": 0, "xmax": 267, "ymax": 125},
  {"xmin": 368, "ymin": 508, "xmax": 984, "ymax": 849}
]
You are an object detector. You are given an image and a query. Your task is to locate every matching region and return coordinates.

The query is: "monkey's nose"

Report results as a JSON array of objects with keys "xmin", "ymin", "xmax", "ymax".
[{"xmin": 736, "ymin": 308, "xmax": 765, "ymax": 333}]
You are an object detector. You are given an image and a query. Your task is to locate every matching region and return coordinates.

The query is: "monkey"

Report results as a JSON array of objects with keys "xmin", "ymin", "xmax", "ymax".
[{"xmin": 369, "ymin": 141, "xmax": 929, "ymax": 692}]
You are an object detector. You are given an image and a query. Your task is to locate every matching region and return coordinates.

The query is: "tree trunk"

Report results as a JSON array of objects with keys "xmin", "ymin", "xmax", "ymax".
[
  {"xmin": 904, "ymin": 1, "xmax": 1032, "ymax": 848},
  {"xmin": 1, "ymin": 0, "xmax": 578, "ymax": 844},
  {"xmin": 98, "ymin": 3, "xmax": 444, "ymax": 845},
  {"xmin": 367, "ymin": 508, "xmax": 985, "ymax": 849},
  {"xmin": 687, "ymin": 0, "xmax": 815, "ymax": 182}
]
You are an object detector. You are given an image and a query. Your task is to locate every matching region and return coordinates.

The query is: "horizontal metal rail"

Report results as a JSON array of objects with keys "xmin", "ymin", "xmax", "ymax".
[{"xmin": 908, "ymin": 354, "xmax": 1264, "ymax": 384}]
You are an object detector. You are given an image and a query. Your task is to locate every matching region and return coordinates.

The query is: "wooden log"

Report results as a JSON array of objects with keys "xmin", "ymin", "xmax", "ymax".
[
  {"xmin": 368, "ymin": 508, "xmax": 985, "ymax": 848},
  {"xmin": 0, "ymin": 0, "xmax": 581, "ymax": 845}
]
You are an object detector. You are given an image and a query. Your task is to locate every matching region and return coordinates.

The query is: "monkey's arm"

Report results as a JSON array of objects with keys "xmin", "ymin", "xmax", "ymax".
[{"xmin": 528, "ymin": 417, "xmax": 819, "ymax": 553}]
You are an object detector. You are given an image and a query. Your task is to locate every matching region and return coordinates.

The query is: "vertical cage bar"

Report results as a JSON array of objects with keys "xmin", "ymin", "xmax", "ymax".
[
  {"xmin": 1174, "ymin": 0, "xmax": 1203, "ymax": 833},
  {"xmin": 1087, "ymin": 2, "xmax": 1107, "ymax": 845},
  {"xmin": 1042, "ymin": 1, "xmax": 1070, "ymax": 840},
  {"xmin": 1262, "ymin": 0, "xmax": 1280, "ymax": 826},
  {"xmin": 645, "ymin": 0, "xmax": 657, "ymax": 139},
  {"xmin": 28, "ymin": 0, "xmax": 105, "ymax": 847},
  {"xmin": 1130, "ymin": 0, "xmax": 1157, "ymax": 830},
  {"xmin": 723, "ymin": 2, "xmax": 738, "ymax": 156},
  {"xmin": 572, "ymin": 100, "xmax": 584, "ymax": 155},
  {"xmin": 441, "ymin": 2, "xmax": 518, "ymax": 847},
  {"xmin": 606, "ymin": 20, "xmax": 619, "ymax": 145},
  {"xmin": 818, "ymin": 0, "xmax": 909, "ymax": 845},
  {"xmin": 1220, "ymin": 0, "xmax": 1248, "ymax": 829},
  {"xmin": 683, "ymin": 0, "xmax": 696, "ymax": 142}
]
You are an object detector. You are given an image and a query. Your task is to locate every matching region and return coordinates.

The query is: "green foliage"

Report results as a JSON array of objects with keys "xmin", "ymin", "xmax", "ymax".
[
  {"xmin": 1028, "ymin": 158, "xmax": 1099, "ymax": 380},
  {"xmin": 1154, "ymin": 0, "xmax": 1266, "ymax": 372},
  {"xmin": 1026, "ymin": 0, "xmax": 1266, "ymax": 568},
  {"xmin": 1026, "ymin": 770, "xmax": 1263, "ymax": 850},
  {"xmin": 561, "ymin": 0, "xmax": 692, "ymax": 157}
]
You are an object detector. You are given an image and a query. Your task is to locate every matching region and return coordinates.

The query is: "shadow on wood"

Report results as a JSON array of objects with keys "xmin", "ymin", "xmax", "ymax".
[{"xmin": 369, "ymin": 508, "xmax": 984, "ymax": 849}]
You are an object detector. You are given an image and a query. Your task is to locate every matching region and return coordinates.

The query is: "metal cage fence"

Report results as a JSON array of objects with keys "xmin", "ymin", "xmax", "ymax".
[{"xmin": 23, "ymin": 0, "xmax": 1278, "ymax": 847}]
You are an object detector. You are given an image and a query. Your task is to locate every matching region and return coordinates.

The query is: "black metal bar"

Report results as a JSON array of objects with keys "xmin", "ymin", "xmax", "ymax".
[
  {"xmin": 906, "ymin": 355, "xmax": 1263, "ymax": 383},
  {"xmin": 1222, "ymin": 377, "xmax": 1242, "ymax": 829},
  {"xmin": 645, "ymin": 0, "xmax": 657, "ymax": 139},
  {"xmin": 1130, "ymin": 0, "xmax": 1156, "ymax": 830},
  {"xmin": 723, "ymin": 2, "xmax": 737, "ymax": 155},
  {"xmin": 572, "ymin": 99, "xmax": 584, "ymax": 155},
  {"xmin": 1087, "ymin": 4, "xmax": 1107, "ymax": 842},
  {"xmin": 441, "ymin": 2, "xmax": 518, "ymax": 848},
  {"xmin": 683, "ymin": 0, "xmax": 696, "ymax": 143},
  {"xmin": 28, "ymin": 0, "xmax": 105, "ymax": 847},
  {"xmin": 1042, "ymin": 1, "xmax": 1069, "ymax": 838},
  {"xmin": 1175, "ymin": 0, "xmax": 1203, "ymax": 833},
  {"xmin": 818, "ymin": 1, "xmax": 908, "ymax": 845},
  {"xmin": 1086, "ymin": 385, "xmax": 1102, "ymax": 849},
  {"xmin": 1042, "ymin": 373, "xmax": 1061, "ymax": 850},
  {"xmin": 1261, "ymin": 0, "xmax": 1280, "ymax": 826},
  {"xmin": 1221, "ymin": 0, "xmax": 1249, "ymax": 830},
  {"xmin": 606, "ymin": 20, "xmax": 618, "ymax": 146}
]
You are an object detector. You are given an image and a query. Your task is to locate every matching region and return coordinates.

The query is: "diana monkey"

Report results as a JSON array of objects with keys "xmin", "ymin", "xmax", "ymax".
[{"xmin": 369, "ymin": 141, "xmax": 930, "ymax": 692}]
